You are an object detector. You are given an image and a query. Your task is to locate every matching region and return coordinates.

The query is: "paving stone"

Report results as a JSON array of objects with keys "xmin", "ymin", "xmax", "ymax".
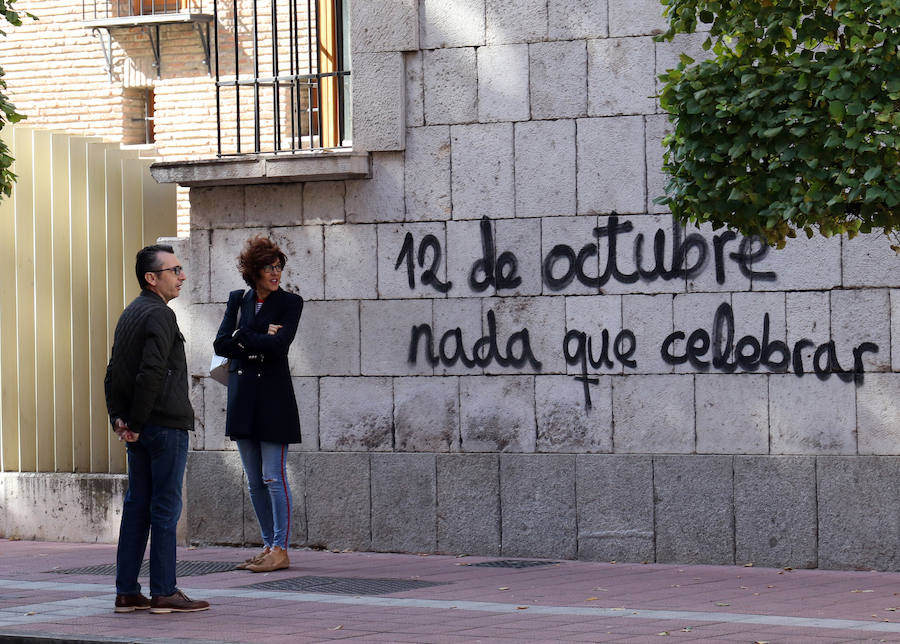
[
  {"xmin": 695, "ymin": 374, "xmax": 768, "ymax": 454},
  {"xmin": 305, "ymin": 453, "xmax": 372, "ymax": 551},
  {"xmin": 422, "ymin": 0, "xmax": 485, "ymax": 48},
  {"xmin": 576, "ymin": 454, "xmax": 654, "ymax": 561},
  {"xmin": 244, "ymin": 183, "xmax": 303, "ymax": 228},
  {"xmin": 361, "ymin": 300, "xmax": 435, "ymax": 376},
  {"xmin": 530, "ymin": 40, "xmax": 587, "ymax": 120},
  {"xmin": 588, "ymin": 37, "xmax": 656, "ymax": 116},
  {"xmin": 350, "ymin": 0, "xmax": 418, "ymax": 53},
  {"xmin": 609, "ymin": 0, "xmax": 668, "ymax": 36},
  {"xmin": 842, "ymin": 232, "xmax": 900, "ymax": 288},
  {"xmin": 346, "ymin": 152, "xmax": 405, "ymax": 224},
  {"xmin": 405, "ymin": 125, "xmax": 452, "ymax": 222},
  {"xmin": 459, "ymin": 375, "xmax": 536, "ymax": 452},
  {"xmin": 485, "ymin": 0, "xmax": 547, "ymax": 44},
  {"xmin": 734, "ymin": 456, "xmax": 817, "ymax": 568},
  {"xmin": 769, "ymin": 374, "xmax": 856, "ymax": 455},
  {"xmin": 577, "ymin": 117, "xmax": 646, "ymax": 216},
  {"xmin": 477, "ymin": 44, "xmax": 529, "ymax": 123},
  {"xmin": 288, "ymin": 300, "xmax": 360, "ymax": 376},
  {"xmin": 856, "ymin": 372, "xmax": 900, "ymax": 455},
  {"xmin": 515, "ymin": 119, "xmax": 576, "ymax": 218},
  {"xmin": 654, "ymin": 455, "xmax": 735, "ymax": 565},
  {"xmin": 451, "ymin": 123, "xmax": 514, "ymax": 220},
  {"xmin": 185, "ymin": 451, "xmax": 245, "ymax": 545},
  {"xmin": 394, "ymin": 376, "xmax": 461, "ymax": 453},
  {"xmin": 371, "ymin": 453, "xmax": 437, "ymax": 553},
  {"xmin": 436, "ymin": 454, "xmax": 500, "ymax": 555},
  {"xmin": 549, "ymin": 0, "xmax": 608, "ymax": 39},
  {"xmin": 319, "ymin": 377, "xmax": 394, "ymax": 451},
  {"xmin": 352, "ymin": 52, "xmax": 406, "ymax": 151},
  {"xmin": 500, "ymin": 454, "xmax": 577, "ymax": 558},
  {"xmin": 612, "ymin": 375, "xmax": 695, "ymax": 453},
  {"xmin": 424, "ymin": 47, "xmax": 478, "ymax": 125},
  {"xmin": 818, "ymin": 456, "xmax": 900, "ymax": 570},
  {"xmin": 536, "ymin": 374, "xmax": 612, "ymax": 453}
]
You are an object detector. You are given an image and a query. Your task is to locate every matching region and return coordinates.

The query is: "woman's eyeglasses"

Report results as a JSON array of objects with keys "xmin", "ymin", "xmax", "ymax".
[{"xmin": 263, "ymin": 264, "xmax": 284, "ymax": 274}]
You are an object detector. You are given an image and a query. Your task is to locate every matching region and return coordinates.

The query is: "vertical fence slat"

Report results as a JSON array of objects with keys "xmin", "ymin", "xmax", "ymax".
[
  {"xmin": 51, "ymin": 133, "xmax": 74, "ymax": 472},
  {"xmin": 0, "ymin": 129, "xmax": 19, "ymax": 472},
  {"xmin": 14, "ymin": 128, "xmax": 36, "ymax": 472},
  {"xmin": 33, "ymin": 130, "xmax": 55, "ymax": 472},
  {"xmin": 86, "ymin": 141, "xmax": 109, "ymax": 473},
  {"xmin": 69, "ymin": 136, "xmax": 92, "ymax": 473}
]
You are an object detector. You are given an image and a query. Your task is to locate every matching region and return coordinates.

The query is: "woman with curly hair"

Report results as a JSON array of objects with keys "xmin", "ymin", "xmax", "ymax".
[{"xmin": 213, "ymin": 235, "xmax": 303, "ymax": 572}]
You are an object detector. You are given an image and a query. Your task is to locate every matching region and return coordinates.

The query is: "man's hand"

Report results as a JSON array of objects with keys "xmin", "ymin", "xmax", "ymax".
[
  {"xmin": 113, "ymin": 418, "xmax": 139, "ymax": 443},
  {"xmin": 267, "ymin": 324, "xmax": 283, "ymax": 336}
]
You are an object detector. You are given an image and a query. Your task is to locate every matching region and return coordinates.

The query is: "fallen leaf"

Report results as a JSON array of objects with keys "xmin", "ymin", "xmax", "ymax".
[
  {"xmin": 592, "ymin": 587, "xmax": 609, "ymax": 592},
  {"xmin": 714, "ymin": 602, "xmax": 730, "ymax": 607},
  {"xmin": 516, "ymin": 606, "xmax": 528, "ymax": 610},
  {"xmin": 744, "ymin": 562, "xmax": 754, "ymax": 567},
  {"xmin": 498, "ymin": 587, "xmax": 510, "ymax": 591},
  {"xmin": 585, "ymin": 597, "xmax": 599, "ymax": 601},
  {"xmin": 740, "ymin": 586, "xmax": 748, "ymax": 590},
  {"xmin": 329, "ymin": 625, "xmax": 343, "ymax": 631},
  {"xmin": 852, "ymin": 589, "xmax": 875, "ymax": 593},
  {"xmin": 657, "ymin": 631, "xmax": 670, "ymax": 636},
  {"xmin": 754, "ymin": 641, "xmax": 769, "ymax": 644},
  {"xmin": 680, "ymin": 627, "xmax": 693, "ymax": 632},
  {"xmin": 783, "ymin": 567, "xmax": 793, "ymax": 571},
  {"xmin": 24, "ymin": 612, "xmax": 35, "ymax": 616}
]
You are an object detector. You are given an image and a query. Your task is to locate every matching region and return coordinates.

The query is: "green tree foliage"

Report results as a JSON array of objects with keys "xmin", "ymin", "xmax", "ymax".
[
  {"xmin": 656, "ymin": 0, "xmax": 900, "ymax": 250},
  {"xmin": 0, "ymin": 0, "xmax": 30, "ymax": 199}
]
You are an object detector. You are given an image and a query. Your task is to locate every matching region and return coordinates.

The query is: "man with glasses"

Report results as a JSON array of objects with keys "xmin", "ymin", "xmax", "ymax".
[{"xmin": 105, "ymin": 244, "xmax": 209, "ymax": 614}]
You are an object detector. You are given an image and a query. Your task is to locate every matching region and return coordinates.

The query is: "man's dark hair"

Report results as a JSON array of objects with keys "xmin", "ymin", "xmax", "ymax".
[{"xmin": 136, "ymin": 244, "xmax": 175, "ymax": 289}]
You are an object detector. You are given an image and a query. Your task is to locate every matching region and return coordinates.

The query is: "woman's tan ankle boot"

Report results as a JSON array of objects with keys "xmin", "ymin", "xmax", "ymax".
[
  {"xmin": 236, "ymin": 546, "xmax": 270, "ymax": 570},
  {"xmin": 247, "ymin": 546, "xmax": 289, "ymax": 572}
]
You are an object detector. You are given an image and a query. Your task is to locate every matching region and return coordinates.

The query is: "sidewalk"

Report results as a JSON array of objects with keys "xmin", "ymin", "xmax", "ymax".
[{"xmin": 0, "ymin": 539, "xmax": 899, "ymax": 643}]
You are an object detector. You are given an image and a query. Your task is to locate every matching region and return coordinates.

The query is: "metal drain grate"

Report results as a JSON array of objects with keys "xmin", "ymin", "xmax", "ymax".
[
  {"xmin": 51, "ymin": 560, "xmax": 241, "ymax": 576},
  {"xmin": 242, "ymin": 575, "xmax": 447, "ymax": 596},
  {"xmin": 469, "ymin": 559, "xmax": 560, "ymax": 569}
]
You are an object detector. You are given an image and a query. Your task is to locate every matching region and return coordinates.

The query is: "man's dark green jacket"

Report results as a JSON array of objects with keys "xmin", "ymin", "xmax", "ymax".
[{"xmin": 105, "ymin": 290, "xmax": 194, "ymax": 433}]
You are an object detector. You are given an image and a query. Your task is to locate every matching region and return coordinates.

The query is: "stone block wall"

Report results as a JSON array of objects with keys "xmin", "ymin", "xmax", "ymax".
[{"xmin": 168, "ymin": 0, "xmax": 900, "ymax": 570}]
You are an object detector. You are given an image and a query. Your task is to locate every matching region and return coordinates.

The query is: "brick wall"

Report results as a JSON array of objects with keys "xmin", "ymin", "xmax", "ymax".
[{"xmin": 0, "ymin": 0, "xmax": 317, "ymax": 234}]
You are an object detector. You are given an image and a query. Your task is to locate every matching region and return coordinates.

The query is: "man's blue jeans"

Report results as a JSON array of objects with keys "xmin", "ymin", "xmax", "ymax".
[
  {"xmin": 235, "ymin": 440, "xmax": 292, "ymax": 549},
  {"xmin": 116, "ymin": 424, "xmax": 189, "ymax": 597}
]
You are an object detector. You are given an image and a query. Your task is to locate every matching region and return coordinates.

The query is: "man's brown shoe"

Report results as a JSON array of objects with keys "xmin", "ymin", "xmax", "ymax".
[
  {"xmin": 236, "ymin": 546, "xmax": 270, "ymax": 570},
  {"xmin": 149, "ymin": 590, "xmax": 210, "ymax": 614},
  {"xmin": 246, "ymin": 545, "xmax": 289, "ymax": 573},
  {"xmin": 114, "ymin": 593, "xmax": 151, "ymax": 613}
]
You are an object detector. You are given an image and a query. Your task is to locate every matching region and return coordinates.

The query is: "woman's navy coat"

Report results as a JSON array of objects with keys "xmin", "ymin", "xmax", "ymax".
[{"xmin": 213, "ymin": 287, "xmax": 303, "ymax": 444}]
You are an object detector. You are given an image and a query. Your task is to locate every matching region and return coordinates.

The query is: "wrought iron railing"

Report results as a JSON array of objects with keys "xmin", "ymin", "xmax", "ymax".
[
  {"xmin": 213, "ymin": 0, "xmax": 351, "ymax": 156},
  {"xmin": 82, "ymin": 0, "xmax": 207, "ymax": 20}
]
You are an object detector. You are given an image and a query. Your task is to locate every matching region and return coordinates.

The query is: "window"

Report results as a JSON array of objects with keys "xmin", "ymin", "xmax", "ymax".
[
  {"xmin": 122, "ymin": 88, "xmax": 155, "ymax": 145},
  {"xmin": 213, "ymin": 0, "xmax": 351, "ymax": 155}
]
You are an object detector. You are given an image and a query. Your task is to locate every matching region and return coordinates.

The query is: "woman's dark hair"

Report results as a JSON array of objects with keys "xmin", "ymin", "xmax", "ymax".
[
  {"xmin": 238, "ymin": 235, "xmax": 287, "ymax": 288},
  {"xmin": 135, "ymin": 244, "xmax": 174, "ymax": 290}
]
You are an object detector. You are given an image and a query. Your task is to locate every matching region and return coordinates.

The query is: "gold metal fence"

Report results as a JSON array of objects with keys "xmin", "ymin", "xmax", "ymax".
[{"xmin": 0, "ymin": 126, "xmax": 176, "ymax": 474}]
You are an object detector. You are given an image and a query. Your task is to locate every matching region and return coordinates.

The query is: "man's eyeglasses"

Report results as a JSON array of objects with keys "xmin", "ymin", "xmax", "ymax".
[
  {"xmin": 263, "ymin": 264, "xmax": 284, "ymax": 274},
  {"xmin": 152, "ymin": 265, "xmax": 184, "ymax": 276}
]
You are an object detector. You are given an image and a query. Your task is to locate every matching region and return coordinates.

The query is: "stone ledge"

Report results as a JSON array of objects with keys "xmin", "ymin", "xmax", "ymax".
[{"xmin": 150, "ymin": 150, "xmax": 372, "ymax": 187}]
